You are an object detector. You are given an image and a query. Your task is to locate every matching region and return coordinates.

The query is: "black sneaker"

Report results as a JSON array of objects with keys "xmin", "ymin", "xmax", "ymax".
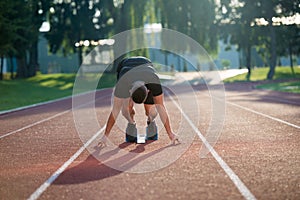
[
  {"xmin": 146, "ymin": 121, "xmax": 158, "ymax": 140},
  {"xmin": 125, "ymin": 123, "xmax": 137, "ymax": 143}
]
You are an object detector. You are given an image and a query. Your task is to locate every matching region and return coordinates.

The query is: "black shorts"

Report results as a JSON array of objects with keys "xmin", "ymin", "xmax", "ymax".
[{"xmin": 143, "ymin": 86, "xmax": 155, "ymax": 104}]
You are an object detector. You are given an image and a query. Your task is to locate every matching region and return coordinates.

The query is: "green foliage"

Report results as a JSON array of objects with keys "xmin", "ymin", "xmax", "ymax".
[
  {"xmin": 218, "ymin": 0, "xmax": 300, "ymax": 80},
  {"xmin": 46, "ymin": 1, "xmax": 107, "ymax": 55},
  {"xmin": 0, "ymin": 0, "xmax": 16, "ymax": 55},
  {"xmin": 221, "ymin": 59, "xmax": 231, "ymax": 69},
  {"xmin": 158, "ymin": 0, "xmax": 218, "ymax": 54},
  {"xmin": 0, "ymin": 0, "xmax": 32, "ymax": 56},
  {"xmin": 1, "ymin": 0, "xmax": 299, "ymax": 80},
  {"xmin": 0, "ymin": 0, "xmax": 49, "ymax": 78},
  {"xmin": 276, "ymin": 24, "xmax": 300, "ymax": 60}
]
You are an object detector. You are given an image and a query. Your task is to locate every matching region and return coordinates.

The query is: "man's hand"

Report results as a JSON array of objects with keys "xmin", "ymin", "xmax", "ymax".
[
  {"xmin": 98, "ymin": 136, "xmax": 108, "ymax": 148},
  {"xmin": 169, "ymin": 133, "xmax": 180, "ymax": 145}
]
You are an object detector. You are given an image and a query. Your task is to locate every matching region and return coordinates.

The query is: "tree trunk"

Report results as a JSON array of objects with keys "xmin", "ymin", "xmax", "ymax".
[
  {"xmin": 288, "ymin": 42, "xmax": 295, "ymax": 75},
  {"xmin": 177, "ymin": 55, "xmax": 181, "ymax": 71},
  {"xmin": 111, "ymin": 2, "xmax": 129, "ymax": 73},
  {"xmin": 16, "ymin": 53, "xmax": 28, "ymax": 78},
  {"xmin": 164, "ymin": 51, "xmax": 168, "ymax": 68},
  {"xmin": 245, "ymin": 45, "xmax": 252, "ymax": 81},
  {"xmin": 28, "ymin": 40, "xmax": 39, "ymax": 77},
  {"xmin": 77, "ymin": 46, "xmax": 84, "ymax": 77},
  {"xmin": 9, "ymin": 56, "xmax": 14, "ymax": 79},
  {"xmin": 0, "ymin": 56, "xmax": 3, "ymax": 80},
  {"xmin": 267, "ymin": 24, "xmax": 277, "ymax": 80}
]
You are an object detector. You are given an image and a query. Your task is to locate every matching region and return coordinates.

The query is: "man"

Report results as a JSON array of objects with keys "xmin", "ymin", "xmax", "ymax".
[{"xmin": 99, "ymin": 56, "xmax": 179, "ymax": 146}]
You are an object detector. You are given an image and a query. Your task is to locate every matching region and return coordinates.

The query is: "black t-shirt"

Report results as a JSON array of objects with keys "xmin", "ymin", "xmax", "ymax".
[{"xmin": 114, "ymin": 65, "xmax": 163, "ymax": 99}]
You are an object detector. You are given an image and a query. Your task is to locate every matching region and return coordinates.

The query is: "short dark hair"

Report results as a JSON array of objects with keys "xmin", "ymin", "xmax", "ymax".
[{"xmin": 131, "ymin": 86, "xmax": 148, "ymax": 104}]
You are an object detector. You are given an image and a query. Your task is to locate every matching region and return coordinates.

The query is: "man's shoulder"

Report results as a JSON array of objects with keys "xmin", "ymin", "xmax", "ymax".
[{"xmin": 120, "ymin": 56, "xmax": 152, "ymax": 68}]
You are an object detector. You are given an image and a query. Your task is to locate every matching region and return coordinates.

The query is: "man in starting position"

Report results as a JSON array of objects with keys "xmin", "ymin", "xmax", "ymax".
[{"xmin": 100, "ymin": 56, "xmax": 179, "ymax": 145}]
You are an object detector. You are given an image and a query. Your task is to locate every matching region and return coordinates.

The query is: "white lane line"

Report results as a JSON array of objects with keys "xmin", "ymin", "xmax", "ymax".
[
  {"xmin": 0, "ymin": 95, "xmax": 72, "ymax": 115},
  {"xmin": 167, "ymin": 92, "xmax": 257, "ymax": 200},
  {"xmin": 0, "ymin": 91, "xmax": 111, "ymax": 139},
  {"xmin": 227, "ymin": 101, "xmax": 300, "ymax": 129},
  {"xmin": 0, "ymin": 110, "xmax": 69, "ymax": 139},
  {"xmin": 0, "ymin": 88, "xmax": 111, "ymax": 115},
  {"xmin": 210, "ymin": 92, "xmax": 299, "ymax": 129},
  {"xmin": 27, "ymin": 126, "xmax": 106, "ymax": 200}
]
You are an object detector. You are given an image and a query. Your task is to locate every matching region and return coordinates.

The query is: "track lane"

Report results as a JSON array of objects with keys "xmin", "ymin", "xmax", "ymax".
[
  {"xmin": 214, "ymin": 104, "xmax": 300, "ymax": 200},
  {"xmin": 0, "ymin": 83, "xmax": 299, "ymax": 200},
  {"xmin": 0, "ymin": 90, "xmax": 112, "ymax": 199}
]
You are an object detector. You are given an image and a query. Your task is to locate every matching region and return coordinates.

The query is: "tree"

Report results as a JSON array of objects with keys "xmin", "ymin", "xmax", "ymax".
[
  {"xmin": 45, "ymin": 0, "xmax": 149, "ymax": 72},
  {"xmin": 253, "ymin": 0, "xmax": 300, "ymax": 79},
  {"xmin": 275, "ymin": 1, "xmax": 300, "ymax": 75},
  {"xmin": 0, "ymin": 0, "xmax": 15, "ymax": 80},
  {"xmin": 15, "ymin": 0, "xmax": 49, "ymax": 78},
  {"xmin": 2, "ymin": 1, "xmax": 32, "ymax": 78},
  {"xmin": 157, "ymin": 0, "xmax": 218, "ymax": 54},
  {"xmin": 0, "ymin": 0, "xmax": 49, "ymax": 79},
  {"xmin": 27, "ymin": 0, "xmax": 51, "ymax": 77},
  {"xmin": 217, "ymin": 0, "xmax": 299, "ymax": 80},
  {"xmin": 154, "ymin": 0, "xmax": 218, "ymax": 72},
  {"xmin": 276, "ymin": 25, "xmax": 300, "ymax": 75},
  {"xmin": 256, "ymin": 0, "xmax": 278, "ymax": 80},
  {"xmin": 108, "ymin": 0, "xmax": 149, "ymax": 72},
  {"xmin": 217, "ymin": 0, "xmax": 261, "ymax": 79},
  {"xmin": 46, "ymin": 0, "xmax": 108, "ymax": 66}
]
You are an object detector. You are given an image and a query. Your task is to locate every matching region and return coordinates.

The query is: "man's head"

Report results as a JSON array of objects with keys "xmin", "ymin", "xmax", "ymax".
[{"xmin": 130, "ymin": 81, "xmax": 148, "ymax": 104}]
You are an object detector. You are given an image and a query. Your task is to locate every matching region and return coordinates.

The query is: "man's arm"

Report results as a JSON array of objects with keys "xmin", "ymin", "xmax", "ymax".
[
  {"xmin": 104, "ymin": 96, "xmax": 123, "ymax": 137},
  {"xmin": 153, "ymin": 94, "xmax": 179, "ymax": 144},
  {"xmin": 99, "ymin": 96, "xmax": 123, "ymax": 147},
  {"xmin": 120, "ymin": 98, "xmax": 135, "ymax": 124}
]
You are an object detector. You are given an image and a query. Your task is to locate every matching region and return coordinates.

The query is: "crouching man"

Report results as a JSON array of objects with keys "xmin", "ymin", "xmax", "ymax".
[{"xmin": 99, "ymin": 56, "xmax": 179, "ymax": 146}]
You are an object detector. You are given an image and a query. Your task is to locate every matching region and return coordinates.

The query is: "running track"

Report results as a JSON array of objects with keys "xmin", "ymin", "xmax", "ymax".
[{"xmin": 0, "ymin": 80, "xmax": 299, "ymax": 200}]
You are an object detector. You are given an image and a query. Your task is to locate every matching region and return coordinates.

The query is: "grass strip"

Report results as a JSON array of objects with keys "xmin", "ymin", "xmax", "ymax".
[
  {"xmin": 0, "ymin": 72, "xmax": 116, "ymax": 112},
  {"xmin": 224, "ymin": 66, "xmax": 300, "ymax": 82},
  {"xmin": 256, "ymin": 81, "xmax": 300, "ymax": 94},
  {"xmin": 224, "ymin": 66, "xmax": 300, "ymax": 94}
]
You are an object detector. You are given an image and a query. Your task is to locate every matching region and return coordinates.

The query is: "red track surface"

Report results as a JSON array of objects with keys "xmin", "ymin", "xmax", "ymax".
[{"xmin": 0, "ymin": 82, "xmax": 299, "ymax": 200}]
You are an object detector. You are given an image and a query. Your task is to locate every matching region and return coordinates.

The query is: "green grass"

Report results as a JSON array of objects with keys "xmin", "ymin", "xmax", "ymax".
[
  {"xmin": 0, "ymin": 72, "xmax": 116, "ymax": 112},
  {"xmin": 256, "ymin": 81, "xmax": 300, "ymax": 93},
  {"xmin": 224, "ymin": 66, "xmax": 300, "ymax": 93},
  {"xmin": 224, "ymin": 66, "xmax": 300, "ymax": 82}
]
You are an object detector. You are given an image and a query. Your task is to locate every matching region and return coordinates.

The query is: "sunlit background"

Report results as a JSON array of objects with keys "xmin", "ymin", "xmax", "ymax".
[{"xmin": 0, "ymin": 0, "xmax": 299, "ymax": 80}]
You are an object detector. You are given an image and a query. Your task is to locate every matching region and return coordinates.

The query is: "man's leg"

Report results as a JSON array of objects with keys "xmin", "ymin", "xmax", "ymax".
[
  {"xmin": 122, "ymin": 99, "xmax": 137, "ymax": 142},
  {"xmin": 144, "ymin": 104, "xmax": 157, "ymax": 122},
  {"xmin": 144, "ymin": 104, "xmax": 158, "ymax": 140},
  {"xmin": 121, "ymin": 98, "xmax": 135, "ymax": 123}
]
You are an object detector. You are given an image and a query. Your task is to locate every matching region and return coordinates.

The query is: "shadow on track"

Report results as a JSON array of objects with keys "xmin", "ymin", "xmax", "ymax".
[{"xmin": 53, "ymin": 141, "xmax": 176, "ymax": 185}]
